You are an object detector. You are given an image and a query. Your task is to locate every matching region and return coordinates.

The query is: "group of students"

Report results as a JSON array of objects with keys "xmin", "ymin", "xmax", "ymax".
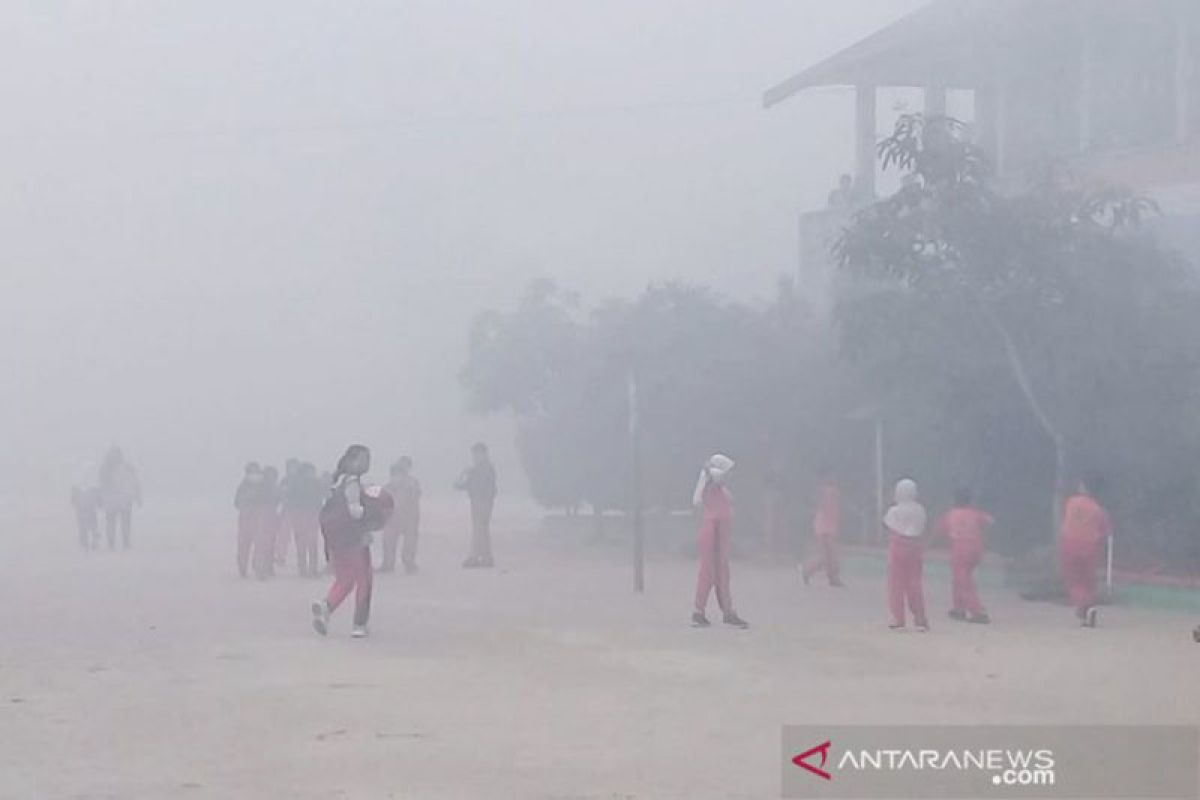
[
  {"xmin": 233, "ymin": 459, "xmax": 326, "ymax": 579},
  {"xmin": 872, "ymin": 473, "xmax": 1112, "ymax": 630},
  {"xmin": 71, "ymin": 446, "xmax": 142, "ymax": 552},
  {"xmin": 689, "ymin": 454, "xmax": 1114, "ymax": 631},
  {"xmin": 232, "ymin": 454, "xmax": 428, "ymax": 580},
  {"xmin": 230, "ymin": 442, "xmax": 497, "ymax": 638}
]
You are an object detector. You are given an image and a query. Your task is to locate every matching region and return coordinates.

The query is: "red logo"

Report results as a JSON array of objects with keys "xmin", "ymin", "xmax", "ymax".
[{"xmin": 792, "ymin": 740, "xmax": 833, "ymax": 781}]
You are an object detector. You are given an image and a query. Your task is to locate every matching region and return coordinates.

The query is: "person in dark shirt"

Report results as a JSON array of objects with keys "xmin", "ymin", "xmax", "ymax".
[
  {"xmin": 233, "ymin": 462, "xmax": 266, "ymax": 578},
  {"xmin": 286, "ymin": 462, "xmax": 326, "ymax": 578},
  {"xmin": 276, "ymin": 458, "xmax": 302, "ymax": 568},
  {"xmin": 455, "ymin": 442, "xmax": 497, "ymax": 568},
  {"xmin": 253, "ymin": 466, "xmax": 282, "ymax": 580},
  {"xmin": 380, "ymin": 457, "xmax": 422, "ymax": 574},
  {"xmin": 99, "ymin": 446, "xmax": 141, "ymax": 551}
]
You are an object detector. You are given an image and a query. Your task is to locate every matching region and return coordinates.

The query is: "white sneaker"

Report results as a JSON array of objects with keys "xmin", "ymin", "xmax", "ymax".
[
  {"xmin": 351, "ymin": 625, "xmax": 369, "ymax": 639},
  {"xmin": 311, "ymin": 600, "xmax": 329, "ymax": 636}
]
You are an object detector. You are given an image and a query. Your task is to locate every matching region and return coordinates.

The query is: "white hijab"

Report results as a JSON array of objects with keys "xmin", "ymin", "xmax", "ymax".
[
  {"xmin": 883, "ymin": 478, "xmax": 926, "ymax": 538},
  {"xmin": 692, "ymin": 454, "xmax": 734, "ymax": 507}
]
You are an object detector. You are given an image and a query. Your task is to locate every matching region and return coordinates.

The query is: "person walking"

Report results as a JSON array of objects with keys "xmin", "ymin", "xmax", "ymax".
[
  {"xmin": 884, "ymin": 478, "xmax": 928, "ymax": 631},
  {"xmin": 312, "ymin": 445, "xmax": 392, "ymax": 638},
  {"xmin": 691, "ymin": 454, "xmax": 749, "ymax": 629}
]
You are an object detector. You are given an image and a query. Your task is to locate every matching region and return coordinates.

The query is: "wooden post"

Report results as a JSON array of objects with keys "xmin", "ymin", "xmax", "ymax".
[
  {"xmin": 874, "ymin": 415, "xmax": 885, "ymax": 545},
  {"xmin": 1105, "ymin": 535, "xmax": 1114, "ymax": 593},
  {"xmin": 855, "ymin": 85, "xmax": 877, "ymax": 201},
  {"xmin": 628, "ymin": 369, "xmax": 644, "ymax": 593}
]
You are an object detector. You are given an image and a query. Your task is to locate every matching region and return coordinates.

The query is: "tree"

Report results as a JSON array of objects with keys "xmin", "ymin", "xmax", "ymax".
[
  {"xmin": 462, "ymin": 278, "xmax": 838, "ymax": 549},
  {"xmin": 836, "ymin": 114, "xmax": 1200, "ymax": 551}
]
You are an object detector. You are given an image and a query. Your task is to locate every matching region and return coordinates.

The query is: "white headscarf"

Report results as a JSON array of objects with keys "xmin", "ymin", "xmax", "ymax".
[
  {"xmin": 692, "ymin": 454, "xmax": 734, "ymax": 507},
  {"xmin": 883, "ymin": 478, "xmax": 926, "ymax": 538}
]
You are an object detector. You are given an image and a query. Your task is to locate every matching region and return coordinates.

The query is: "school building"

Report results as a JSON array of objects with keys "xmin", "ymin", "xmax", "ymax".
[{"xmin": 764, "ymin": 0, "xmax": 1200, "ymax": 311}]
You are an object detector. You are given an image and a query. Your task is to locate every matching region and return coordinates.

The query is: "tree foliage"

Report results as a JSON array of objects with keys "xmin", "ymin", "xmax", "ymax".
[
  {"xmin": 836, "ymin": 114, "xmax": 1200, "ymax": 558},
  {"xmin": 461, "ymin": 278, "xmax": 843, "ymax": 536}
]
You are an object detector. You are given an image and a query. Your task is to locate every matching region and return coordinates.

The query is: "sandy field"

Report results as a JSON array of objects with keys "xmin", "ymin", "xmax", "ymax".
[{"xmin": 2, "ymin": 498, "xmax": 1197, "ymax": 799}]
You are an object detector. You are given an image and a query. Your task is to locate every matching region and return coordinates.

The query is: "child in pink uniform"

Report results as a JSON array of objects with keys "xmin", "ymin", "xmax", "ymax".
[
  {"xmin": 1059, "ymin": 473, "xmax": 1111, "ymax": 628},
  {"xmin": 691, "ymin": 454, "xmax": 749, "ymax": 629},
  {"xmin": 884, "ymin": 478, "xmax": 928, "ymax": 631},
  {"xmin": 936, "ymin": 487, "xmax": 994, "ymax": 624},
  {"xmin": 802, "ymin": 467, "xmax": 844, "ymax": 587}
]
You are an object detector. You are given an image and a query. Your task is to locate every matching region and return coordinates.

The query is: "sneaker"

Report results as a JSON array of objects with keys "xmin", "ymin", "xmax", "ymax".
[
  {"xmin": 915, "ymin": 623, "xmax": 930, "ymax": 633},
  {"xmin": 829, "ymin": 579, "xmax": 846, "ymax": 588},
  {"xmin": 948, "ymin": 609, "xmax": 967, "ymax": 622},
  {"xmin": 311, "ymin": 600, "xmax": 329, "ymax": 637},
  {"xmin": 478, "ymin": 556, "xmax": 495, "ymax": 568},
  {"xmin": 462, "ymin": 556, "xmax": 480, "ymax": 569},
  {"xmin": 351, "ymin": 625, "xmax": 369, "ymax": 639},
  {"xmin": 968, "ymin": 613, "xmax": 991, "ymax": 625},
  {"xmin": 888, "ymin": 623, "xmax": 907, "ymax": 632},
  {"xmin": 723, "ymin": 613, "xmax": 750, "ymax": 629},
  {"xmin": 1082, "ymin": 607, "xmax": 1098, "ymax": 628},
  {"xmin": 691, "ymin": 612, "xmax": 711, "ymax": 628}
]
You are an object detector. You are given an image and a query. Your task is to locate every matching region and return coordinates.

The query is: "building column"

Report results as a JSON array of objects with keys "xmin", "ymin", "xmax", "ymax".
[
  {"xmin": 1176, "ymin": 5, "xmax": 1192, "ymax": 144},
  {"xmin": 1079, "ymin": 25, "xmax": 1094, "ymax": 152},
  {"xmin": 995, "ymin": 81, "xmax": 1008, "ymax": 175},
  {"xmin": 855, "ymin": 84, "xmax": 877, "ymax": 201}
]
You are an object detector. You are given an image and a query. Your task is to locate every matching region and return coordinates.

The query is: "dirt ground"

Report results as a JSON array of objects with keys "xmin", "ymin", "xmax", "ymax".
[{"xmin": 2, "ymin": 498, "xmax": 1197, "ymax": 800}]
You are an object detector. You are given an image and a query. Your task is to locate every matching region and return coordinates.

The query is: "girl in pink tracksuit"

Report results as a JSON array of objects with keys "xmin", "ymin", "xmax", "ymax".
[
  {"xmin": 884, "ymin": 478, "xmax": 929, "ymax": 631},
  {"xmin": 312, "ymin": 445, "xmax": 392, "ymax": 639},
  {"xmin": 691, "ymin": 454, "xmax": 749, "ymax": 629}
]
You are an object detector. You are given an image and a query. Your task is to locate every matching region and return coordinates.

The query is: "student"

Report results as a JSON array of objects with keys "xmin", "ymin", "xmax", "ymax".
[
  {"xmin": 936, "ymin": 487, "xmax": 994, "ymax": 624},
  {"xmin": 801, "ymin": 466, "xmax": 844, "ymax": 587},
  {"xmin": 1059, "ymin": 473, "xmax": 1112, "ymax": 628},
  {"xmin": 253, "ymin": 466, "xmax": 282, "ymax": 580},
  {"xmin": 99, "ymin": 447, "xmax": 141, "ymax": 551},
  {"xmin": 290, "ymin": 462, "xmax": 325, "ymax": 578},
  {"xmin": 234, "ymin": 462, "xmax": 266, "ymax": 578},
  {"xmin": 380, "ymin": 457, "xmax": 422, "ymax": 574},
  {"xmin": 691, "ymin": 454, "xmax": 749, "ymax": 629},
  {"xmin": 312, "ymin": 445, "xmax": 391, "ymax": 638},
  {"xmin": 276, "ymin": 458, "xmax": 301, "ymax": 567},
  {"xmin": 71, "ymin": 485, "xmax": 101, "ymax": 551},
  {"xmin": 456, "ymin": 443, "xmax": 497, "ymax": 568},
  {"xmin": 884, "ymin": 478, "xmax": 928, "ymax": 631}
]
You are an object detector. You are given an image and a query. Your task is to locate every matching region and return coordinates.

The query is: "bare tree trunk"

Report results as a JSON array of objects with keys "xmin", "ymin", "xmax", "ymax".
[{"xmin": 976, "ymin": 300, "xmax": 1066, "ymax": 536}]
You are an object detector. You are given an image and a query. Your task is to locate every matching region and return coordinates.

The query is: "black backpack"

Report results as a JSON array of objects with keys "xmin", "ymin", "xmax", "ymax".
[{"xmin": 319, "ymin": 479, "xmax": 394, "ymax": 554}]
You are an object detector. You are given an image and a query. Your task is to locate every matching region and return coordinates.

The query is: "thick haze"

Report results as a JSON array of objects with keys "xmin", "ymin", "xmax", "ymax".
[{"xmin": 0, "ymin": 1, "xmax": 922, "ymax": 499}]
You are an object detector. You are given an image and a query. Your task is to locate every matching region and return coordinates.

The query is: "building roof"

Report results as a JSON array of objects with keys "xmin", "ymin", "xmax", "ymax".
[{"xmin": 762, "ymin": 0, "xmax": 1063, "ymax": 107}]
